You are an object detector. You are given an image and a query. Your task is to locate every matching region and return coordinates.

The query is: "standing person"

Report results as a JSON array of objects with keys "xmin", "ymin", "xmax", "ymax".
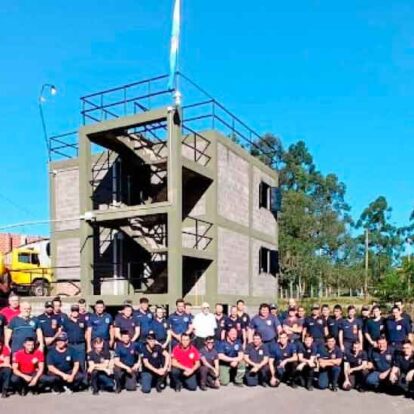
[
  {"xmin": 134, "ymin": 297, "xmax": 153, "ymax": 344},
  {"xmin": 280, "ymin": 298, "xmax": 297, "ymax": 322},
  {"xmin": 365, "ymin": 305, "xmax": 386, "ymax": 350},
  {"xmin": 365, "ymin": 336, "xmax": 395, "ymax": 391},
  {"xmin": 46, "ymin": 332, "xmax": 87, "ymax": 392},
  {"xmin": 317, "ymin": 335, "xmax": 343, "ymax": 391},
  {"xmin": 339, "ymin": 305, "xmax": 363, "ymax": 353},
  {"xmin": 0, "ymin": 340, "xmax": 11, "ymax": 398},
  {"xmin": 302, "ymin": 305, "xmax": 326, "ymax": 347},
  {"xmin": 171, "ymin": 333, "xmax": 200, "ymax": 392},
  {"xmin": 214, "ymin": 304, "xmax": 226, "ymax": 342},
  {"xmin": 223, "ymin": 306, "xmax": 245, "ymax": 344},
  {"xmin": 327, "ymin": 305, "xmax": 343, "ymax": 342},
  {"xmin": 249, "ymin": 304, "xmax": 282, "ymax": 346},
  {"xmin": 0, "ymin": 294, "xmax": 20, "ymax": 324},
  {"xmin": 390, "ymin": 340, "xmax": 414, "ymax": 396},
  {"xmin": 360, "ymin": 305, "xmax": 371, "ymax": 334},
  {"xmin": 184, "ymin": 302, "xmax": 194, "ymax": 322},
  {"xmin": 10, "ymin": 337, "xmax": 52, "ymax": 395},
  {"xmin": 268, "ymin": 331, "xmax": 298, "ymax": 387},
  {"xmin": 168, "ymin": 299, "xmax": 193, "ymax": 348},
  {"xmin": 199, "ymin": 336, "xmax": 220, "ymax": 390},
  {"xmin": 342, "ymin": 341, "xmax": 369, "ymax": 391},
  {"xmin": 295, "ymin": 334, "xmax": 317, "ymax": 390},
  {"xmin": 113, "ymin": 330, "xmax": 141, "ymax": 392},
  {"xmin": 62, "ymin": 304, "xmax": 87, "ymax": 370},
  {"xmin": 52, "ymin": 296, "xmax": 69, "ymax": 325},
  {"xmin": 269, "ymin": 304, "xmax": 278, "ymax": 318},
  {"xmin": 236, "ymin": 299, "xmax": 250, "ymax": 333},
  {"xmin": 192, "ymin": 302, "xmax": 217, "ymax": 350},
  {"xmin": 114, "ymin": 303, "xmax": 139, "ymax": 344},
  {"xmin": 282, "ymin": 306, "xmax": 303, "ymax": 343},
  {"xmin": 140, "ymin": 333, "xmax": 170, "ymax": 394},
  {"xmin": 297, "ymin": 306, "xmax": 306, "ymax": 327},
  {"xmin": 77, "ymin": 299, "xmax": 92, "ymax": 325},
  {"xmin": 87, "ymin": 337, "xmax": 114, "ymax": 395},
  {"xmin": 5, "ymin": 302, "xmax": 43, "ymax": 353},
  {"xmin": 394, "ymin": 300, "xmax": 413, "ymax": 326},
  {"xmin": 385, "ymin": 306, "xmax": 411, "ymax": 350},
  {"xmin": 86, "ymin": 300, "xmax": 114, "ymax": 353},
  {"xmin": 244, "ymin": 333, "xmax": 270, "ymax": 387},
  {"xmin": 321, "ymin": 304, "xmax": 331, "ymax": 327},
  {"xmin": 217, "ymin": 328, "xmax": 245, "ymax": 386},
  {"xmin": 150, "ymin": 306, "xmax": 171, "ymax": 349},
  {"xmin": 37, "ymin": 301, "xmax": 62, "ymax": 348}
]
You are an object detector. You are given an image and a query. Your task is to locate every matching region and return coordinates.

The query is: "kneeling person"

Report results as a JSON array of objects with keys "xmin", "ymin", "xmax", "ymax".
[
  {"xmin": 317, "ymin": 335, "xmax": 343, "ymax": 391},
  {"xmin": 113, "ymin": 330, "xmax": 140, "ymax": 392},
  {"xmin": 171, "ymin": 333, "xmax": 200, "ymax": 392},
  {"xmin": 269, "ymin": 331, "xmax": 298, "ymax": 387},
  {"xmin": 217, "ymin": 328, "xmax": 245, "ymax": 386},
  {"xmin": 87, "ymin": 337, "xmax": 114, "ymax": 395},
  {"xmin": 200, "ymin": 336, "xmax": 220, "ymax": 390},
  {"xmin": 46, "ymin": 332, "xmax": 87, "ymax": 392},
  {"xmin": 295, "ymin": 334, "xmax": 317, "ymax": 390},
  {"xmin": 11, "ymin": 337, "xmax": 53, "ymax": 395},
  {"xmin": 342, "ymin": 341, "xmax": 368, "ymax": 391},
  {"xmin": 140, "ymin": 333, "xmax": 170, "ymax": 393},
  {"xmin": 0, "ymin": 341, "xmax": 11, "ymax": 398},
  {"xmin": 244, "ymin": 333, "xmax": 270, "ymax": 386}
]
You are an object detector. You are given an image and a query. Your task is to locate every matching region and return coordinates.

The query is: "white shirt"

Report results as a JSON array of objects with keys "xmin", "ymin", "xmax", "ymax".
[{"xmin": 192, "ymin": 312, "xmax": 217, "ymax": 338}]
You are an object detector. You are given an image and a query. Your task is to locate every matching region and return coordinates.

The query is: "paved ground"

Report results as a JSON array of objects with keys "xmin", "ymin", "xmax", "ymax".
[{"xmin": 2, "ymin": 384, "xmax": 413, "ymax": 414}]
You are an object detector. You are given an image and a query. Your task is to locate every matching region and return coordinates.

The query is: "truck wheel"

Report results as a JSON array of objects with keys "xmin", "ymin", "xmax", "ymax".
[{"xmin": 30, "ymin": 280, "xmax": 50, "ymax": 297}]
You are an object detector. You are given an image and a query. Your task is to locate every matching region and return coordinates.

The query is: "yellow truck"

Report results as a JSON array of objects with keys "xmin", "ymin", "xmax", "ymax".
[{"xmin": 0, "ymin": 245, "xmax": 53, "ymax": 297}]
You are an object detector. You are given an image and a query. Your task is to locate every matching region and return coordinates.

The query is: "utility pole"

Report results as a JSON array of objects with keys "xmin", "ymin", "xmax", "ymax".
[{"xmin": 364, "ymin": 229, "xmax": 369, "ymax": 298}]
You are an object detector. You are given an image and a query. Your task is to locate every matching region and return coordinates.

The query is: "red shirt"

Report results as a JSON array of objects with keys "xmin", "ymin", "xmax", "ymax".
[
  {"xmin": 172, "ymin": 344, "xmax": 200, "ymax": 369},
  {"xmin": 13, "ymin": 349, "xmax": 44, "ymax": 375},
  {"xmin": 0, "ymin": 346, "xmax": 10, "ymax": 365},
  {"xmin": 0, "ymin": 307, "xmax": 20, "ymax": 323}
]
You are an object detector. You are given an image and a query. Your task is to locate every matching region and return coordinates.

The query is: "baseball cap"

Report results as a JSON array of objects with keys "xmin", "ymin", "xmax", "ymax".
[
  {"xmin": 56, "ymin": 332, "xmax": 68, "ymax": 342},
  {"xmin": 146, "ymin": 333, "xmax": 156, "ymax": 340},
  {"xmin": 45, "ymin": 301, "xmax": 53, "ymax": 308},
  {"xmin": 270, "ymin": 303, "xmax": 278, "ymax": 310},
  {"xmin": 71, "ymin": 304, "xmax": 80, "ymax": 312},
  {"xmin": 288, "ymin": 306, "xmax": 296, "ymax": 312}
]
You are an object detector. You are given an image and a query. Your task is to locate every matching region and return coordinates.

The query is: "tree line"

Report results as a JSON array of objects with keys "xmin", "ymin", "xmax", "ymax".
[{"xmin": 250, "ymin": 134, "xmax": 414, "ymax": 302}]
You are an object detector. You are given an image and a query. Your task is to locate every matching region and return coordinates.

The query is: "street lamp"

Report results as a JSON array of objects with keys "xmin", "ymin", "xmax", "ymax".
[{"xmin": 38, "ymin": 83, "xmax": 57, "ymax": 161}]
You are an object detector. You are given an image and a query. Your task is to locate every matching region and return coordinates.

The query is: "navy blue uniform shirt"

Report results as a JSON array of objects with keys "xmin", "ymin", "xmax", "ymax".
[
  {"xmin": 150, "ymin": 318, "xmax": 169, "ymax": 343},
  {"xmin": 385, "ymin": 318, "xmax": 410, "ymax": 344},
  {"xmin": 47, "ymin": 346, "xmax": 79, "ymax": 373},
  {"xmin": 297, "ymin": 342, "xmax": 317, "ymax": 360},
  {"xmin": 238, "ymin": 313, "xmax": 251, "ymax": 330},
  {"xmin": 114, "ymin": 314, "xmax": 137, "ymax": 338},
  {"xmin": 365, "ymin": 318, "xmax": 385, "ymax": 341},
  {"xmin": 370, "ymin": 347, "xmax": 395, "ymax": 372},
  {"xmin": 168, "ymin": 312, "xmax": 191, "ymax": 336},
  {"xmin": 37, "ymin": 312, "xmax": 61, "ymax": 338},
  {"xmin": 344, "ymin": 350, "xmax": 367, "ymax": 368},
  {"xmin": 340, "ymin": 318, "xmax": 363, "ymax": 342},
  {"xmin": 114, "ymin": 342, "xmax": 140, "ymax": 367},
  {"xmin": 393, "ymin": 353, "xmax": 414, "ymax": 374},
  {"xmin": 217, "ymin": 339, "xmax": 243, "ymax": 358},
  {"xmin": 249, "ymin": 315, "xmax": 281, "ymax": 342},
  {"xmin": 87, "ymin": 349, "xmax": 110, "ymax": 364},
  {"xmin": 62, "ymin": 317, "xmax": 86, "ymax": 344},
  {"xmin": 317, "ymin": 345, "xmax": 343, "ymax": 360},
  {"xmin": 8, "ymin": 316, "xmax": 39, "ymax": 352},
  {"xmin": 268, "ymin": 342, "xmax": 296, "ymax": 364},
  {"xmin": 141, "ymin": 344, "xmax": 165, "ymax": 370},
  {"xmin": 303, "ymin": 316, "xmax": 325, "ymax": 340},
  {"xmin": 134, "ymin": 310, "xmax": 153, "ymax": 340},
  {"xmin": 214, "ymin": 315, "xmax": 226, "ymax": 340},
  {"xmin": 223, "ymin": 316, "xmax": 244, "ymax": 339},
  {"xmin": 200, "ymin": 346, "xmax": 219, "ymax": 365},
  {"xmin": 245, "ymin": 343, "xmax": 269, "ymax": 363},
  {"xmin": 87, "ymin": 313, "xmax": 113, "ymax": 340},
  {"xmin": 327, "ymin": 317, "xmax": 342, "ymax": 339}
]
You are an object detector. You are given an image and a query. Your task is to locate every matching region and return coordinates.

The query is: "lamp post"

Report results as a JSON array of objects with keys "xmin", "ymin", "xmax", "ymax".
[{"xmin": 38, "ymin": 83, "xmax": 57, "ymax": 161}]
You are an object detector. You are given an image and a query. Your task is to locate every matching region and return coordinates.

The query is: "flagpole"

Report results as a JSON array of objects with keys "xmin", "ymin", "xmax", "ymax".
[{"xmin": 169, "ymin": 0, "xmax": 182, "ymax": 106}]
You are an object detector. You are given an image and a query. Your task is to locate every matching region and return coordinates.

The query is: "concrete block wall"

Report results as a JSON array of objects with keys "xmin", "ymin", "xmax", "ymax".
[
  {"xmin": 217, "ymin": 143, "xmax": 249, "ymax": 227},
  {"xmin": 217, "ymin": 227, "xmax": 249, "ymax": 296}
]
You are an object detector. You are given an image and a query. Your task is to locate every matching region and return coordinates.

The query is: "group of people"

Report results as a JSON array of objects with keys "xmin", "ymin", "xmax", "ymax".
[{"xmin": 0, "ymin": 293, "xmax": 413, "ymax": 400}]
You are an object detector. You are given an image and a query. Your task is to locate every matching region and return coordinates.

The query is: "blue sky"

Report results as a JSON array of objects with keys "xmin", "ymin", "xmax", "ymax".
[{"xmin": 0, "ymin": 0, "xmax": 413, "ymax": 235}]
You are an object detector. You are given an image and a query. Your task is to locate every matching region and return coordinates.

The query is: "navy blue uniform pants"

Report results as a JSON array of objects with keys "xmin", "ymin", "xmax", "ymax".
[
  {"xmin": 170, "ymin": 368, "xmax": 197, "ymax": 391},
  {"xmin": 318, "ymin": 366, "xmax": 341, "ymax": 389}
]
